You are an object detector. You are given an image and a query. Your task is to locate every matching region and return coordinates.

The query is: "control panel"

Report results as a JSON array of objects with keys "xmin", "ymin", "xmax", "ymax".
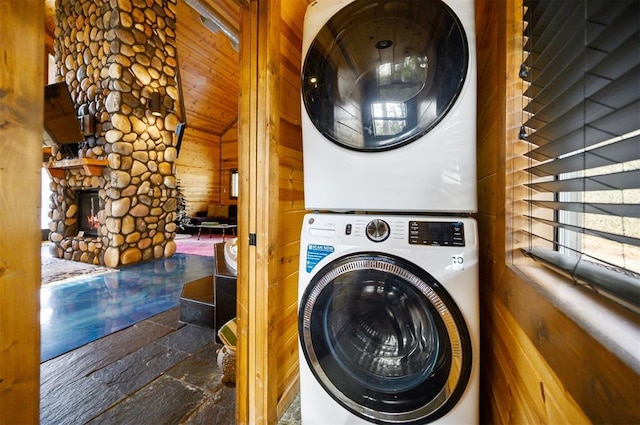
[{"xmin": 409, "ymin": 221, "xmax": 465, "ymax": 246}]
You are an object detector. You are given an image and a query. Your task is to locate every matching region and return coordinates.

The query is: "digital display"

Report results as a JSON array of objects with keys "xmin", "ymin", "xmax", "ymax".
[{"xmin": 409, "ymin": 221, "xmax": 464, "ymax": 246}]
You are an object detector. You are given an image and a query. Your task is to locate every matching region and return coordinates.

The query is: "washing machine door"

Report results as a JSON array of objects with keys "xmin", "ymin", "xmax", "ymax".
[
  {"xmin": 302, "ymin": 0, "xmax": 469, "ymax": 152},
  {"xmin": 299, "ymin": 252, "xmax": 472, "ymax": 424}
]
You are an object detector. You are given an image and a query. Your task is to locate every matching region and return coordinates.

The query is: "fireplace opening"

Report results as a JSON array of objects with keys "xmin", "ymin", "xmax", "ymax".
[{"xmin": 76, "ymin": 190, "xmax": 100, "ymax": 237}]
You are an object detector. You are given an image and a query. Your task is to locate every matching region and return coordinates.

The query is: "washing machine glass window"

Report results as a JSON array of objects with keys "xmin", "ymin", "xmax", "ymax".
[
  {"xmin": 299, "ymin": 252, "xmax": 473, "ymax": 424},
  {"xmin": 302, "ymin": 0, "xmax": 468, "ymax": 152}
]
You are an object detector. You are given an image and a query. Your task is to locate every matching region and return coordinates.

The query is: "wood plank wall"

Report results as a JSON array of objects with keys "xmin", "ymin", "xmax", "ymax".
[
  {"xmin": 220, "ymin": 124, "xmax": 239, "ymax": 206},
  {"xmin": 236, "ymin": 0, "xmax": 281, "ymax": 422},
  {"xmin": 275, "ymin": 0, "xmax": 307, "ymax": 416},
  {"xmin": 476, "ymin": 1, "xmax": 640, "ymax": 423},
  {"xmin": 236, "ymin": 0, "xmax": 307, "ymax": 423},
  {"xmin": 175, "ymin": 127, "xmax": 222, "ymax": 215},
  {"xmin": 0, "ymin": 1, "xmax": 43, "ymax": 423},
  {"xmin": 174, "ymin": 123, "xmax": 238, "ymax": 215}
]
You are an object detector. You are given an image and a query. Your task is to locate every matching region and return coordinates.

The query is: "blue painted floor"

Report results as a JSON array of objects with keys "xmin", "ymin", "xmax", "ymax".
[{"xmin": 41, "ymin": 254, "xmax": 216, "ymax": 362}]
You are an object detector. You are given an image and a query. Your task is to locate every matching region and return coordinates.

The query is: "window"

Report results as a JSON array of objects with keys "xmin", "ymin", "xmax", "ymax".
[
  {"xmin": 371, "ymin": 101, "xmax": 407, "ymax": 137},
  {"xmin": 230, "ymin": 169, "xmax": 239, "ymax": 199},
  {"xmin": 519, "ymin": 0, "xmax": 640, "ymax": 310}
]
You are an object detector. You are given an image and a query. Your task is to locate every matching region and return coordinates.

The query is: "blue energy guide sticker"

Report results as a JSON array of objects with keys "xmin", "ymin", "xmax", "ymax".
[{"xmin": 306, "ymin": 244, "xmax": 334, "ymax": 273}]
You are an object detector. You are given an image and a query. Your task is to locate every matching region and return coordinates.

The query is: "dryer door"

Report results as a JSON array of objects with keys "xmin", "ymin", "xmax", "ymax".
[
  {"xmin": 298, "ymin": 252, "xmax": 472, "ymax": 424},
  {"xmin": 302, "ymin": 0, "xmax": 469, "ymax": 152}
]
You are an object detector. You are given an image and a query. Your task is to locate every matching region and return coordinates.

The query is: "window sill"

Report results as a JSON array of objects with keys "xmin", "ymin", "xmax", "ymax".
[{"xmin": 510, "ymin": 263, "xmax": 640, "ymax": 375}]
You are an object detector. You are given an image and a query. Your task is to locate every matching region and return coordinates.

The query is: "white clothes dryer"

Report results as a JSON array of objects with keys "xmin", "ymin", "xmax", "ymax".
[
  {"xmin": 298, "ymin": 213, "xmax": 479, "ymax": 424},
  {"xmin": 301, "ymin": 0, "xmax": 477, "ymax": 213}
]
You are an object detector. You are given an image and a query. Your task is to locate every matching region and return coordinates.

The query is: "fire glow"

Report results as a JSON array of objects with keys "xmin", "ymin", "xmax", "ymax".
[
  {"xmin": 86, "ymin": 214, "xmax": 99, "ymax": 229},
  {"xmin": 86, "ymin": 196, "xmax": 98, "ymax": 229}
]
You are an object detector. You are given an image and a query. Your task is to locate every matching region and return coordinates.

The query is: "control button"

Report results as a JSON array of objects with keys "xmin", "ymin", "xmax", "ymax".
[
  {"xmin": 365, "ymin": 219, "xmax": 390, "ymax": 242},
  {"xmin": 345, "ymin": 224, "xmax": 352, "ymax": 235}
]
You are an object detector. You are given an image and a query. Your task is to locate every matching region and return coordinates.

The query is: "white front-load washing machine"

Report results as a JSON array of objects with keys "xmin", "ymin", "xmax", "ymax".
[
  {"xmin": 298, "ymin": 213, "xmax": 479, "ymax": 424},
  {"xmin": 301, "ymin": 0, "xmax": 477, "ymax": 213}
]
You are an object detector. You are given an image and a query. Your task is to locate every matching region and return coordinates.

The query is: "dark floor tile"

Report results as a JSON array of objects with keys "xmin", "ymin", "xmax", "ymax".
[
  {"xmin": 88, "ymin": 319, "xmax": 175, "ymax": 358},
  {"xmin": 181, "ymin": 391, "xmax": 236, "ymax": 425},
  {"xmin": 40, "ymin": 376, "xmax": 125, "ymax": 425},
  {"xmin": 87, "ymin": 375, "xmax": 206, "ymax": 425},
  {"xmin": 90, "ymin": 342, "xmax": 189, "ymax": 395},
  {"xmin": 41, "ymin": 344, "xmax": 117, "ymax": 394},
  {"xmin": 156, "ymin": 323, "xmax": 218, "ymax": 354},
  {"xmin": 211, "ymin": 381, "xmax": 236, "ymax": 406},
  {"xmin": 166, "ymin": 341, "xmax": 224, "ymax": 393},
  {"xmin": 147, "ymin": 306, "xmax": 186, "ymax": 329}
]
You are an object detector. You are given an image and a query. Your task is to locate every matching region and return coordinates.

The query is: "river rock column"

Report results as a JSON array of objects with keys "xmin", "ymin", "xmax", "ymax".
[{"xmin": 52, "ymin": 0, "xmax": 180, "ymax": 267}]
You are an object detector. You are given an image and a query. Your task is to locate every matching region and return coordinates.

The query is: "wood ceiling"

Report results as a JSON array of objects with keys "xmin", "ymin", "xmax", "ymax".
[
  {"xmin": 175, "ymin": 0, "xmax": 240, "ymax": 136},
  {"xmin": 44, "ymin": 0, "xmax": 241, "ymax": 137}
]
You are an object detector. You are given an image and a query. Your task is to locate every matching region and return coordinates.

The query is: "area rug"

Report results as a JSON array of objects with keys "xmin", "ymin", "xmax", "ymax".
[
  {"xmin": 174, "ymin": 233, "xmax": 225, "ymax": 257},
  {"xmin": 39, "ymin": 235, "xmax": 217, "ymax": 286},
  {"xmin": 41, "ymin": 255, "xmax": 117, "ymax": 286}
]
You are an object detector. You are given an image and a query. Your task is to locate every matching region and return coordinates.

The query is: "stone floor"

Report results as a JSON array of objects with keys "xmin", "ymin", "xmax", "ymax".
[
  {"xmin": 40, "ymin": 306, "xmax": 301, "ymax": 424},
  {"xmin": 277, "ymin": 395, "xmax": 302, "ymax": 425},
  {"xmin": 40, "ymin": 307, "xmax": 235, "ymax": 424},
  {"xmin": 39, "ymin": 240, "xmax": 302, "ymax": 424}
]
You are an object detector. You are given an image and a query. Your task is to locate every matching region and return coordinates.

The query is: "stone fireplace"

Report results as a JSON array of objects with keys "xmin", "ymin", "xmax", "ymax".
[{"xmin": 46, "ymin": 0, "xmax": 181, "ymax": 267}]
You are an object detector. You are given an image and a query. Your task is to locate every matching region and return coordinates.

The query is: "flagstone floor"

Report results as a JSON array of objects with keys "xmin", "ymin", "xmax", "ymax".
[
  {"xmin": 40, "ymin": 307, "xmax": 236, "ymax": 425},
  {"xmin": 40, "ymin": 239, "xmax": 301, "ymax": 424}
]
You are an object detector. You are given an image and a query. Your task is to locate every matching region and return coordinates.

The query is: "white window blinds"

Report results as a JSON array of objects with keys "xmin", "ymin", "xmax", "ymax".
[{"xmin": 520, "ymin": 0, "xmax": 640, "ymax": 310}]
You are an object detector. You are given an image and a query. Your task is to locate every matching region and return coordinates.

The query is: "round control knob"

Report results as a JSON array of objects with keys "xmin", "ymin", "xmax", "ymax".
[{"xmin": 366, "ymin": 219, "xmax": 390, "ymax": 242}]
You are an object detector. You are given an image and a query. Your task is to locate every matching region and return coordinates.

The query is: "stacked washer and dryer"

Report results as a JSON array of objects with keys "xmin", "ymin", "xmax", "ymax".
[{"xmin": 297, "ymin": 1, "xmax": 478, "ymax": 424}]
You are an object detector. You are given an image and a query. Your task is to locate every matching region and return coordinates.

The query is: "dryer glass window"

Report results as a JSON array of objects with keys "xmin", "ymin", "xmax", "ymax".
[
  {"xmin": 325, "ymin": 269, "xmax": 444, "ymax": 391},
  {"xmin": 302, "ymin": 0, "xmax": 468, "ymax": 151},
  {"xmin": 299, "ymin": 253, "xmax": 472, "ymax": 423}
]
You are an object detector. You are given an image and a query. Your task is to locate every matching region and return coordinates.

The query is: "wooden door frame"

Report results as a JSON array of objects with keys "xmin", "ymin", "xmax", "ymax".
[
  {"xmin": 236, "ymin": 0, "xmax": 281, "ymax": 423},
  {"xmin": 0, "ymin": 1, "xmax": 43, "ymax": 423}
]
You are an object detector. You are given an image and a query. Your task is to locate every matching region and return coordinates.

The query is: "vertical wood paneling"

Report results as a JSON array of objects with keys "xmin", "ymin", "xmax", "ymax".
[
  {"xmin": 236, "ymin": 0, "xmax": 282, "ymax": 422},
  {"xmin": 275, "ymin": 0, "xmax": 307, "ymax": 417},
  {"xmin": 0, "ymin": 1, "xmax": 43, "ymax": 423},
  {"xmin": 237, "ymin": 1, "xmax": 307, "ymax": 423},
  {"xmin": 235, "ymin": 1, "xmax": 255, "ymax": 422}
]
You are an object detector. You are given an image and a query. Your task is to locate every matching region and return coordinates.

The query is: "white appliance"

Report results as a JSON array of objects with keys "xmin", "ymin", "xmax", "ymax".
[
  {"xmin": 298, "ymin": 213, "xmax": 479, "ymax": 424},
  {"xmin": 301, "ymin": 0, "xmax": 477, "ymax": 213}
]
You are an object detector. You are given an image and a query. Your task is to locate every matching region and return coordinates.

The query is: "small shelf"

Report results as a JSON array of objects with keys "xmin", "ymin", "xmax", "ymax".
[{"xmin": 44, "ymin": 158, "xmax": 108, "ymax": 178}]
